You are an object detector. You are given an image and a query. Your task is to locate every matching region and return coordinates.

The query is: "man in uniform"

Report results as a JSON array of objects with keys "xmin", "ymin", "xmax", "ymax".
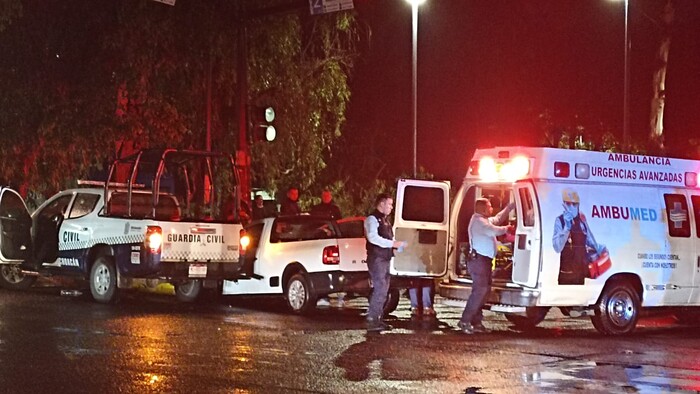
[{"xmin": 364, "ymin": 193, "xmax": 405, "ymax": 332}]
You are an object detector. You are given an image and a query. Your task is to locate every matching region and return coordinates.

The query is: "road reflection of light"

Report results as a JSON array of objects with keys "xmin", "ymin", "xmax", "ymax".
[{"xmin": 118, "ymin": 316, "xmax": 172, "ymax": 390}]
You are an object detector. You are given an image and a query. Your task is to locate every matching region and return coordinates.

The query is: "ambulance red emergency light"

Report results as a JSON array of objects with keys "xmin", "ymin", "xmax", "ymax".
[{"xmin": 393, "ymin": 146, "xmax": 700, "ymax": 335}]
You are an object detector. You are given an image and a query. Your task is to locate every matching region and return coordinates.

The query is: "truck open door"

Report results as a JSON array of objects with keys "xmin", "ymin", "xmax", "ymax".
[
  {"xmin": 0, "ymin": 188, "xmax": 33, "ymax": 262},
  {"xmin": 512, "ymin": 180, "xmax": 541, "ymax": 288},
  {"xmin": 392, "ymin": 179, "xmax": 450, "ymax": 277}
]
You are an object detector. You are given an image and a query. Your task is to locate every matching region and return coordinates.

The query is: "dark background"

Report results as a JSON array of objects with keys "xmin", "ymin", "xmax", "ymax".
[{"xmin": 343, "ymin": 0, "xmax": 700, "ymax": 184}]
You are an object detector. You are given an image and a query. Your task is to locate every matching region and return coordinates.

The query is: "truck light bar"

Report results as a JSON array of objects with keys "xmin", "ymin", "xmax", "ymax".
[{"xmin": 474, "ymin": 155, "xmax": 531, "ymax": 182}]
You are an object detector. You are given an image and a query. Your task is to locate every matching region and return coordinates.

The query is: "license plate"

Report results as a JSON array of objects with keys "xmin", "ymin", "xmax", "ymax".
[{"xmin": 188, "ymin": 264, "xmax": 207, "ymax": 278}]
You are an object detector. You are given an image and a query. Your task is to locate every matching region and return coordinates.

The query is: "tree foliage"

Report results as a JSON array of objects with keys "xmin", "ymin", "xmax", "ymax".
[
  {"xmin": 0, "ymin": 0, "xmax": 359, "ymax": 205},
  {"xmin": 0, "ymin": 0, "xmax": 21, "ymax": 32},
  {"xmin": 248, "ymin": 4, "xmax": 359, "ymax": 196}
]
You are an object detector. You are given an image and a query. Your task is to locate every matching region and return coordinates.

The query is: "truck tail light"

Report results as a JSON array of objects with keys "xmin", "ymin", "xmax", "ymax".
[
  {"xmin": 322, "ymin": 245, "xmax": 340, "ymax": 265},
  {"xmin": 239, "ymin": 229, "xmax": 250, "ymax": 256},
  {"xmin": 145, "ymin": 226, "xmax": 163, "ymax": 254}
]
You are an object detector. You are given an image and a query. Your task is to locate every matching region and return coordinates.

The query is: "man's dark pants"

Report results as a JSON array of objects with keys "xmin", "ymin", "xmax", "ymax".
[
  {"xmin": 366, "ymin": 254, "xmax": 391, "ymax": 322},
  {"xmin": 460, "ymin": 254, "xmax": 493, "ymax": 325}
]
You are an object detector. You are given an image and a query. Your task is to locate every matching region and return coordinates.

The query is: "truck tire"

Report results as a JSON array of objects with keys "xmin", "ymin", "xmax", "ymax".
[
  {"xmin": 175, "ymin": 280, "xmax": 202, "ymax": 302},
  {"xmin": 285, "ymin": 273, "xmax": 317, "ymax": 314},
  {"xmin": 382, "ymin": 288, "xmax": 401, "ymax": 316},
  {"xmin": 0, "ymin": 264, "xmax": 37, "ymax": 290},
  {"xmin": 505, "ymin": 307, "xmax": 550, "ymax": 330},
  {"xmin": 90, "ymin": 256, "xmax": 118, "ymax": 304},
  {"xmin": 591, "ymin": 281, "xmax": 640, "ymax": 335}
]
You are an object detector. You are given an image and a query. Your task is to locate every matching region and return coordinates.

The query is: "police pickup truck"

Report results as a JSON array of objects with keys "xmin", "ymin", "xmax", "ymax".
[
  {"xmin": 222, "ymin": 216, "xmax": 403, "ymax": 315},
  {"xmin": 0, "ymin": 149, "xmax": 247, "ymax": 303}
]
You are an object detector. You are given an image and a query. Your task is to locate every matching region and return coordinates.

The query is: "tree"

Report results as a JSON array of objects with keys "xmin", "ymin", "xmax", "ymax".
[
  {"xmin": 247, "ymin": 5, "xmax": 360, "ymax": 196},
  {"xmin": 0, "ymin": 0, "xmax": 360, "ymax": 204}
]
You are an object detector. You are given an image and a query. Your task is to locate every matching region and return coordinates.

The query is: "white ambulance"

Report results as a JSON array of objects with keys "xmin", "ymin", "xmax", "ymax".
[{"xmin": 394, "ymin": 146, "xmax": 700, "ymax": 335}]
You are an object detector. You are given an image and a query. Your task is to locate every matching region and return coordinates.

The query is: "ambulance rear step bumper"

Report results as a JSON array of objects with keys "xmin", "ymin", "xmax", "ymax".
[{"xmin": 438, "ymin": 281, "xmax": 539, "ymax": 307}]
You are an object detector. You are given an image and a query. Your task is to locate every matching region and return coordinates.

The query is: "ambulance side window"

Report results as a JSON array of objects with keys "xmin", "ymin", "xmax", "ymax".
[
  {"xmin": 691, "ymin": 196, "xmax": 700, "ymax": 237},
  {"xmin": 663, "ymin": 194, "xmax": 690, "ymax": 238},
  {"xmin": 518, "ymin": 188, "xmax": 534, "ymax": 227}
]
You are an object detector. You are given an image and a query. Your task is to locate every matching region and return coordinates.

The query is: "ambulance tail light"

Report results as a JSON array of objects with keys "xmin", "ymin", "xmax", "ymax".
[
  {"xmin": 145, "ymin": 226, "xmax": 163, "ymax": 254},
  {"xmin": 322, "ymin": 245, "xmax": 340, "ymax": 265},
  {"xmin": 239, "ymin": 229, "xmax": 250, "ymax": 256},
  {"xmin": 685, "ymin": 172, "xmax": 698, "ymax": 188},
  {"xmin": 554, "ymin": 162, "xmax": 570, "ymax": 178}
]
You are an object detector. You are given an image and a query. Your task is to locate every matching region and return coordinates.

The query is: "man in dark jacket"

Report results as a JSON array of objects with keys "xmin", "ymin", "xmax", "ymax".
[
  {"xmin": 280, "ymin": 187, "xmax": 301, "ymax": 216},
  {"xmin": 364, "ymin": 193, "xmax": 405, "ymax": 332},
  {"xmin": 251, "ymin": 194, "xmax": 277, "ymax": 220},
  {"xmin": 310, "ymin": 190, "xmax": 342, "ymax": 220}
]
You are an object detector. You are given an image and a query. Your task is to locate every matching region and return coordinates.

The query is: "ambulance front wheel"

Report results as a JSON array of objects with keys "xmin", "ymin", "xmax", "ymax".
[
  {"xmin": 591, "ymin": 281, "xmax": 640, "ymax": 335},
  {"xmin": 505, "ymin": 307, "xmax": 550, "ymax": 330}
]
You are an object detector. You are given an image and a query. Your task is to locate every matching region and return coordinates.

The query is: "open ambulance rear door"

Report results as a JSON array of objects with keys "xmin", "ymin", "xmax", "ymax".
[
  {"xmin": 511, "ymin": 180, "xmax": 542, "ymax": 288},
  {"xmin": 392, "ymin": 179, "xmax": 450, "ymax": 277}
]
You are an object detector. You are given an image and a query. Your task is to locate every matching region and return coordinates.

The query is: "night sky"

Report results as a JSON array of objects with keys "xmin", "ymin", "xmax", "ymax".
[{"xmin": 344, "ymin": 0, "xmax": 700, "ymax": 184}]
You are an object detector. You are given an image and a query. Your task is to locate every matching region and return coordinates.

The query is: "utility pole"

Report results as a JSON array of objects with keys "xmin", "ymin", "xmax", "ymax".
[{"xmin": 236, "ymin": 2, "xmax": 251, "ymax": 205}]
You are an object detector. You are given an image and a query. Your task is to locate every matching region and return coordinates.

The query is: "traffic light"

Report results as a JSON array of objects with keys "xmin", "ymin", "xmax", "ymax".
[{"xmin": 249, "ymin": 106, "xmax": 277, "ymax": 143}]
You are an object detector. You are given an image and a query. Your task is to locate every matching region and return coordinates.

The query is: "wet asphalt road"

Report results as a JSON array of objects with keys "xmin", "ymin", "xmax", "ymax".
[{"xmin": 1, "ymin": 282, "xmax": 700, "ymax": 394}]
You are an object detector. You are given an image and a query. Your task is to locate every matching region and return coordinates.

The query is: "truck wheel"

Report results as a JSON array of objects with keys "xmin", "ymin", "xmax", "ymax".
[
  {"xmin": 175, "ymin": 280, "xmax": 202, "ymax": 302},
  {"xmin": 505, "ymin": 307, "xmax": 550, "ymax": 330},
  {"xmin": 90, "ymin": 256, "xmax": 118, "ymax": 304},
  {"xmin": 285, "ymin": 273, "xmax": 316, "ymax": 314},
  {"xmin": 0, "ymin": 264, "xmax": 37, "ymax": 290},
  {"xmin": 382, "ymin": 288, "xmax": 401, "ymax": 317},
  {"xmin": 591, "ymin": 281, "xmax": 640, "ymax": 335}
]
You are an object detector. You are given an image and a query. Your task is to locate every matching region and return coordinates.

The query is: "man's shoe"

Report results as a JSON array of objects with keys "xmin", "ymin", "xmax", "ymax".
[
  {"xmin": 457, "ymin": 321, "xmax": 474, "ymax": 334},
  {"xmin": 410, "ymin": 307, "xmax": 422, "ymax": 317},
  {"xmin": 316, "ymin": 298, "xmax": 331, "ymax": 307},
  {"xmin": 366, "ymin": 319, "xmax": 392, "ymax": 332},
  {"xmin": 423, "ymin": 307, "xmax": 436, "ymax": 317},
  {"xmin": 471, "ymin": 323, "xmax": 490, "ymax": 333}
]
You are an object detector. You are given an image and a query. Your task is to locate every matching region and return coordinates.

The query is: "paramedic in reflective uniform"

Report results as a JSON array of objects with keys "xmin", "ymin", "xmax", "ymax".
[
  {"xmin": 458, "ymin": 198, "xmax": 514, "ymax": 334},
  {"xmin": 553, "ymin": 188, "xmax": 607, "ymax": 285},
  {"xmin": 364, "ymin": 193, "xmax": 405, "ymax": 332}
]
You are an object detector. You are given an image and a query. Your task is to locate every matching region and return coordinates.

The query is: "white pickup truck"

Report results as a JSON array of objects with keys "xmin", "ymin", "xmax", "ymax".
[
  {"xmin": 0, "ymin": 149, "xmax": 248, "ymax": 303},
  {"xmin": 223, "ymin": 215, "xmax": 403, "ymax": 314}
]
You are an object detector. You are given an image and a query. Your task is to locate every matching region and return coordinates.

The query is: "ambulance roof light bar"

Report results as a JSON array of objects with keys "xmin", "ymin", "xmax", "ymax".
[{"xmin": 471, "ymin": 155, "xmax": 530, "ymax": 182}]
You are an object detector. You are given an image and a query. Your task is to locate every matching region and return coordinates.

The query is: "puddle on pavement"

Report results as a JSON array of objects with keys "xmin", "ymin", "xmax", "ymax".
[{"xmin": 522, "ymin": 360, "xmax": 700, "ymax": 392}]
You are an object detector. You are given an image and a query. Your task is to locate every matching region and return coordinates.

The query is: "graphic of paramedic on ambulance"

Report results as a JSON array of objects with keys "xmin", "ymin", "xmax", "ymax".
[{"xmin": 552, "ymin": 188, "xmax": 609, "ymax": 285}]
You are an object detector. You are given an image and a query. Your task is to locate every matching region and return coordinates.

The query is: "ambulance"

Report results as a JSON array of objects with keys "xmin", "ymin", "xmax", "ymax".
[{"xmin": 393, "ymin": 146, "xmax": 700, "ymax": 335}]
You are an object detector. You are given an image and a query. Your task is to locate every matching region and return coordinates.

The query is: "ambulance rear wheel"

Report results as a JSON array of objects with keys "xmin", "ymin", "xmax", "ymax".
[
  {"xmin": 0, "ymin": 264, "xmax": 37, "ymax": 290},
  {"xmin": 591, "ymin": 281, "xmax": 640, "ymax": 336},
  {"xmin": 505, "ymin": 307, "xmax": 550, "ymax": 330},
  {"xmin": 175, "ymin": 280, "xmax": 202, "ymax": 302},
  {"xmin": 90, "ymin": 256, "xmax": 117, "ymax": 304}
]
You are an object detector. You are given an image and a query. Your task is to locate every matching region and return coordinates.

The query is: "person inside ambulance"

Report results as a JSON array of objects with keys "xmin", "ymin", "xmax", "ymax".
[{"xmin": 552, "ymin": 188, "xmax": 607, "ymax": 285}]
